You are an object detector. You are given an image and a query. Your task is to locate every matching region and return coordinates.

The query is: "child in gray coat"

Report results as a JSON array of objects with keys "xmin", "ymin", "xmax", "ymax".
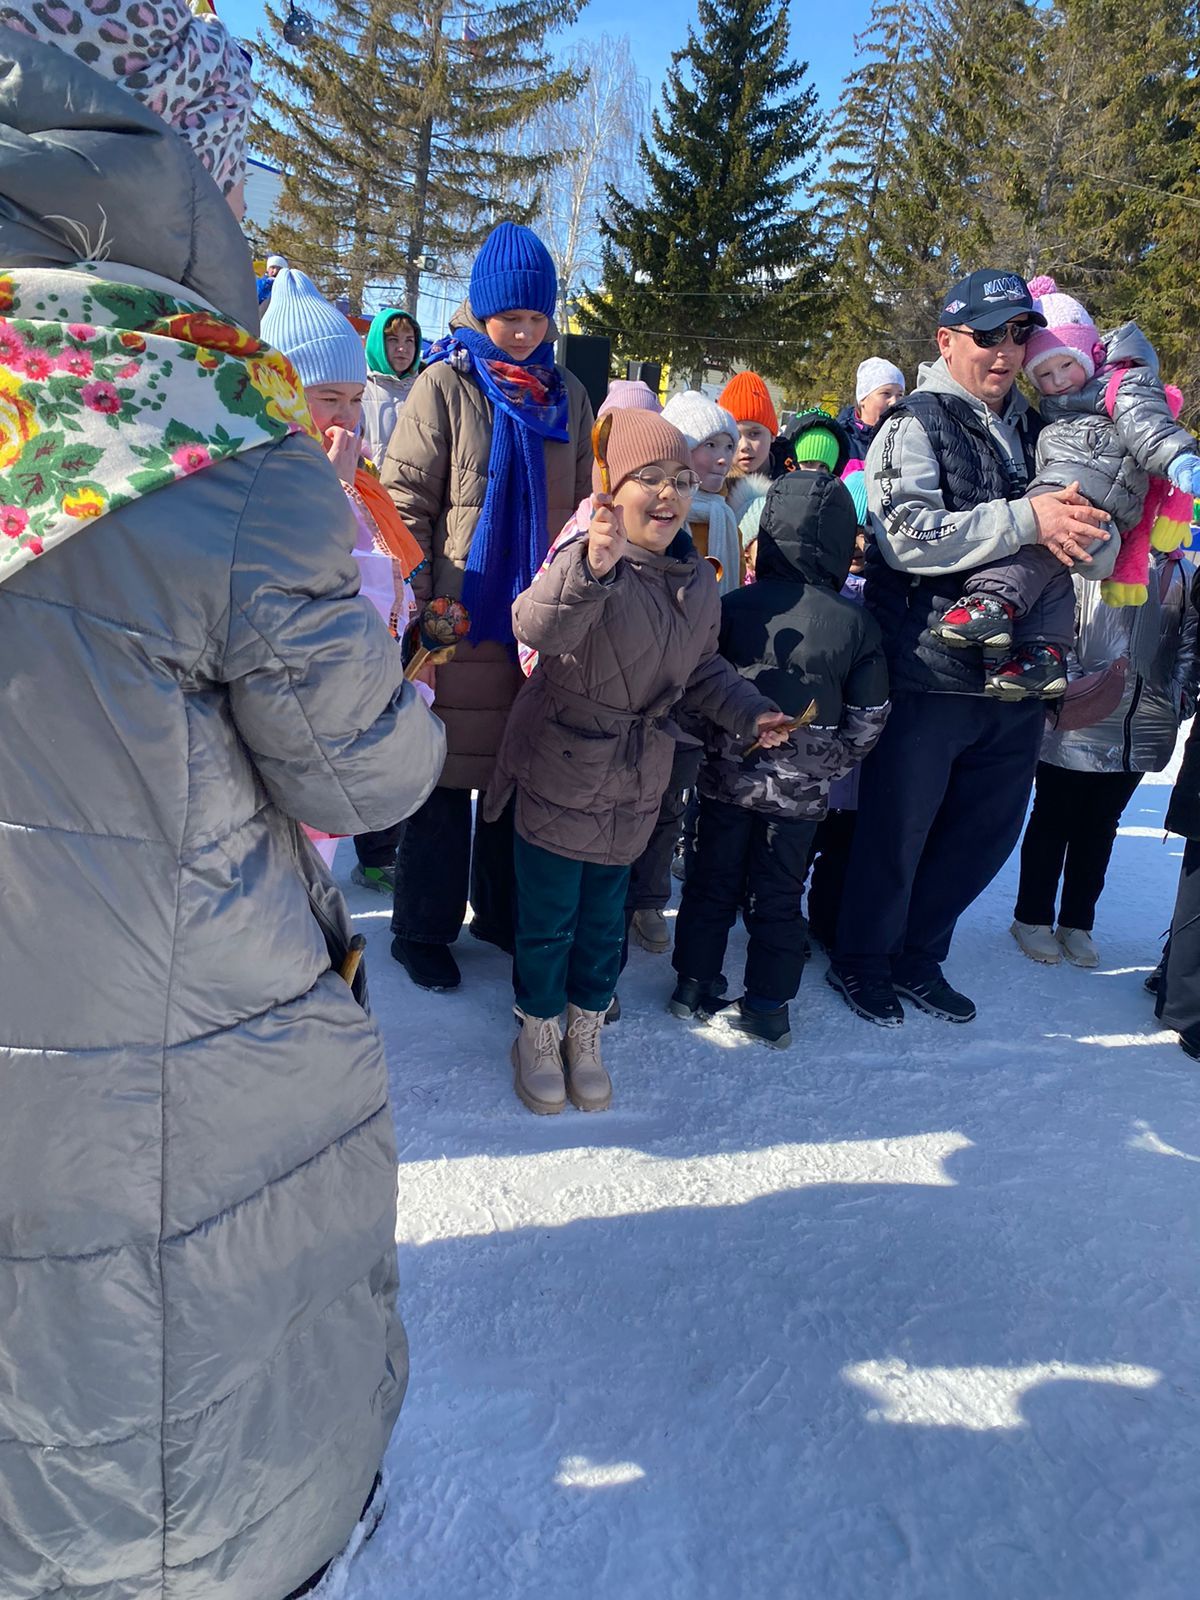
[{"xmin": 932, "ymin": 277, "xmax": 1200, "ymax": 700}]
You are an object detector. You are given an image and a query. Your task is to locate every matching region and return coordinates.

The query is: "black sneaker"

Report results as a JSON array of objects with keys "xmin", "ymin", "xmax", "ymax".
[
  {"xmin": 668, "ymin": 974, "xmax": 729, "ymax": 1020},
  {"xmin": 893, "ymin": 969, "xmax": 976, "ymax": 1023},
  {"xmin": 932, "ymin": 594, "xmax": 1015, "ymax": 649},
  {"xmin": 985, "ymin": 643, "xmax": 1068, "ymax": 701},
  {"xmin": 720, "ymin": 998, "xmax": 791, "ymax": 1049},
  {"xmin": 826, "ymin": 966, "xmax": 904, "ymax": 1027},
  {"xmin": 1144, "ymin": 959, "xmax": 1165, "ymax": 996},
  {"xmin": 391, "ymin": 936, "xmax": 461, "ymax": 991}
]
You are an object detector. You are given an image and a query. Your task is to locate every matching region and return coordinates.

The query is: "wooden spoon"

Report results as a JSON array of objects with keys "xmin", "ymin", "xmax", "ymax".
[
  {"xmin": 591, "ymin": 412, "xmax": 614, "ymax": 495},
  {"xmin": 742, "ymin": 698, "xmax": 818, "ymax": 758}
]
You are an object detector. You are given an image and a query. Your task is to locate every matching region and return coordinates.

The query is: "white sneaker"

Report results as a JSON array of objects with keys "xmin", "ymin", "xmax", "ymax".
[
  {"xmin": 1056, "ymin": 926, "xmax": 1100, "ymax": 968},
  {"xmin": 563, "ymin": 1003, "xmax": 612, "ymax": 1111},
  {"xmin": 511, "ymin": 1016, "xmax": 566, "ymax": 1114},
  {"xmin": 1010, "ymin": 920, "xmax": 1062, "ymax": 964}
]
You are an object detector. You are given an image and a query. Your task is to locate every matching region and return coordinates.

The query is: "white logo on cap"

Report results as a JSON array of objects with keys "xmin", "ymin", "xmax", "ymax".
[
  {"xmin": 982, "ymin": 274, "xmax": 1026, "ymax": 302},
  {"xmin": 943, "ymin": 299, "xmax": 966, "ymax": 315}
]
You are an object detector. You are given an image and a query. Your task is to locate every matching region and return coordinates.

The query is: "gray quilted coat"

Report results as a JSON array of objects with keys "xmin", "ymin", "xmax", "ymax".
[
  {"xmin": 0, "ymin": 36, "xmax": 445, "ymax": 1600},
  {"xmin": 485, "ymin": 512, "xmax": 773, "ymax": 865},
  {"xmin": 1030, "ymin": 323, "xmax": 1196, "ymax": 532},
  {"xmin": 1041, "ymin": 554, "xmax": 1198, "ymax": 774}
]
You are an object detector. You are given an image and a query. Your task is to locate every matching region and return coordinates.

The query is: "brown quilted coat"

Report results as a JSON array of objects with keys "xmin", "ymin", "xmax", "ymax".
[
  {"xmin": 485, "ymin": 521, "xmax": 775, "ymax": 866},
  {"xmin": 380, "ymin": 303, "xmax": 594, "ymax": 790}
]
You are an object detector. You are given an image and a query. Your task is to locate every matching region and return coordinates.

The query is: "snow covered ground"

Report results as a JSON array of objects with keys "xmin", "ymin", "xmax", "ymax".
[{"xmin": 336, "ymin": 763, "xmax": 1198, "ymax": 1600}]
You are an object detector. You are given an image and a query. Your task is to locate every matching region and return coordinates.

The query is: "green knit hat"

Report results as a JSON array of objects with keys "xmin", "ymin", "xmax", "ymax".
[{"xmin": 793, "ymin": 418, "xmax": 841, "ymax": 471}]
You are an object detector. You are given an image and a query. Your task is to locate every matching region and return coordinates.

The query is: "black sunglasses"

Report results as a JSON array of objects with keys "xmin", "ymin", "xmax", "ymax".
[{"xmin": 956, "ymin": 320, "xmax": 1038, "ymax": 349}]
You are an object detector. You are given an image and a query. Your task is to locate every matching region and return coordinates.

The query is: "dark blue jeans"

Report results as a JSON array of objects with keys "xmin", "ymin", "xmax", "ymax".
[{"xmin": 835, "ymin": 693, "xmax": 1043, "ymax": 980}]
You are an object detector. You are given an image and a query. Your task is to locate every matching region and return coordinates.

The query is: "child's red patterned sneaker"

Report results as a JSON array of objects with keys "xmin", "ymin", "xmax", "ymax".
[
  {"xmin": 985, "ymin": 643, "xmax": 1068, "ymax": 700},
  {"xmin": 931, "ymin": 594, "xmax": 1015, "ymax": 648}
]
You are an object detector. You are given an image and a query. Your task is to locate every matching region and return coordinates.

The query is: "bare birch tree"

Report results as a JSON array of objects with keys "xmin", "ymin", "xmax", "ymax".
[{"xmin": 507, "ymin": 33, "xmax": 650, "ymax": 325}]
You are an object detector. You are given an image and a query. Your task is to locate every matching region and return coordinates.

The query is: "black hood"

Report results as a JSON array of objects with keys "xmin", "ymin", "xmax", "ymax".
[
  {"xmin": 783, "ymin": 408, "xmax": 855, "ymax": 476},
  {"xmin": 754, "ymin": 472, "xmax": 858, "ymax": 591},
  {"xmin": 0, "ymin": 34, "xmax": 258, "ymax": 328}
]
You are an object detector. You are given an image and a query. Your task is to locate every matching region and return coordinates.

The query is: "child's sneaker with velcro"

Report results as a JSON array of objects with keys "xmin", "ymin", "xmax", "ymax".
[{"xmin": 932, "ymin": 595, "xmax": 1015, "ymax": 649}]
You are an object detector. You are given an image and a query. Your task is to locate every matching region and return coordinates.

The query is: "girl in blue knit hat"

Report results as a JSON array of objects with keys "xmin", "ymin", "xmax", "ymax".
[{"xmin": 381, "ymin": 221, "xmax": 595, "ymax": 994}]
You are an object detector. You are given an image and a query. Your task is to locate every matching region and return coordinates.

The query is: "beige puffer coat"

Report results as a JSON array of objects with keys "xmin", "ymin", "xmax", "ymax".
[
  {"xmin": 381, "ymin": 304, "xmax": 595, "ymax": 790},
  {"xmin": 485, "ymin": 514, "xmax": 775, "ymax": 866}
]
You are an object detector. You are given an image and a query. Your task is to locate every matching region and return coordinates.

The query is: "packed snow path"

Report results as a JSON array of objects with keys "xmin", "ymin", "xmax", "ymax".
[{"xmin": 339, "ymin": 764, "xmax": 1198, "ymax": 1600}]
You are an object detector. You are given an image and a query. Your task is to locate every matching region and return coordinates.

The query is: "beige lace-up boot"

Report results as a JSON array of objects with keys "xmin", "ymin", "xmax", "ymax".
[
  {"xmin": 511, "ymin": 1015, "xmax": 566, "ymax": 1114},
  {"xmin": 563, "ymin": 1004, "xmax": 612, "ymax": 1112}
]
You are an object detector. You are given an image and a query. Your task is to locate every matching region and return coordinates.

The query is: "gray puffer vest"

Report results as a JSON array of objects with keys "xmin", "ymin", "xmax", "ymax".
[{"xmin": 866, "ymin": 392, "xmax": 1040, "ymax": 694}]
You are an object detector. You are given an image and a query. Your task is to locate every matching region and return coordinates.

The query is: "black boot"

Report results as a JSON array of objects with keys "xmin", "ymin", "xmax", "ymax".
[
  {"xmin": 720, "ymin": 998, "xmax": 792, "ymax": 1049},
  {"xmin": 668, "ymin": 974, "xmax": 729, "ymax": 1020},
  {"xmin": 468, "ymin": 920, "xmax": 515, "ymax": 956},
  {"xmin": 391, "ymin": 937, "xmax": 461, "ymax": 991}
]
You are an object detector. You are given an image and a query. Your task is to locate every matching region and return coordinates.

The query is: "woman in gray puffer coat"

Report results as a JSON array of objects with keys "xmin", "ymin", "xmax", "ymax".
[
  {"xmin": 0, "ymin": 25, "xmax": 444, "ymax": 1600},
  {"xmin": 1011, "ymin": 551, "xmax": 1197, "ymax": 966}
]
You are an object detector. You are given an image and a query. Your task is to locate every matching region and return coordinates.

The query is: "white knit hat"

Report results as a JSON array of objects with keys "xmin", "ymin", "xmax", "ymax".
[
  {"xmin": 855, "ymin": 358, "xmax": 906, "ymax": 405},
  {"xmin": 266, "ymin": 254, "xmax": 289, "ymax": 269},
  {"xmin": 261, "ymin": 270, "xmax": 368, "ymax": 388},
  {"xmin": 661, "ymin": 391, "xmax": 739, "ymax": 450}
]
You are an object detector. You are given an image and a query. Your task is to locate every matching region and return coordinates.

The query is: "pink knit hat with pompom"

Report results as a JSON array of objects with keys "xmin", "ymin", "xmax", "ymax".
[{"xmin": 1022, "ymin": 276, "xmax": 1104, "ymax": 381}]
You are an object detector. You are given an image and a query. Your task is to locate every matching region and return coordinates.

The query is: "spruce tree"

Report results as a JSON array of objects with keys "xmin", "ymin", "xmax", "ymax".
[
  {"xmin": 253, "ymin": 0, "xmax": 584, "ymax": 313},
  {"xmin": 805, "ymin": 1, "xmax": 926, "ymax": 401},
  {"xmin": 577, "ymin": 0, "xmax": 823, "ymax": 386}
]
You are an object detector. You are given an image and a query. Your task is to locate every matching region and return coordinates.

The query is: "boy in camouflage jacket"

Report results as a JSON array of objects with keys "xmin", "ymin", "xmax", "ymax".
[{"xmin": 671, "ymin": 472, "xmax": 891, "ymax": 1047}]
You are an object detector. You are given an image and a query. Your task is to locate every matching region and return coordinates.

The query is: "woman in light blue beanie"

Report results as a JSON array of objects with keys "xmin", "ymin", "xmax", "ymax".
[
  {"xmin": 261, "ymin": 267, "xmax": 368, "ymax": 389},
  {"xmin": 380, "ymin": 221, "xmax": 595, "ymax": 993}
]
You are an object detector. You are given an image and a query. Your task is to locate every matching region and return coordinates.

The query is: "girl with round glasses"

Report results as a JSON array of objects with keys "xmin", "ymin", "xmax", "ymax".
[{"xmin": 484, "ymin": 409, "xmax": 792, "ymax": 1115}]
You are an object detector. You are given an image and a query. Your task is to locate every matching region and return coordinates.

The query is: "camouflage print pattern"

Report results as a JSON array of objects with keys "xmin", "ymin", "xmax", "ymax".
[{"xmin": 699, "ymin": 706, "xmax": 891, "ymax": 820}]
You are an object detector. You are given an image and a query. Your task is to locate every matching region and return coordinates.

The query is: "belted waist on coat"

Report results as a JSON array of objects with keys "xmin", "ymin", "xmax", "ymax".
[{"xmin": 541, "ymin": 679, "xmax": 687, "ymax": 765}]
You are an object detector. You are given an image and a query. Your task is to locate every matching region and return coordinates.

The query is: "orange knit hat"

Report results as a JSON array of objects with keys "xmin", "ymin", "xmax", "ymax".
[{"xmin": 718, "ymin": 370, "xmax": 778, "ymax": 435}]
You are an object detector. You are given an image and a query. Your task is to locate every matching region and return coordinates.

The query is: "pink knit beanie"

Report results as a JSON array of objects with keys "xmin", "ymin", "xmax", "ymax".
[
  {"xmin": 593, "ymin": 411, "xmax": 692, "ymax": 495},
  {"xmin": 1023, "ymin": 276, "xmax": 1104, "ymax": 381},
  {"xmin": 597, "ymin": 379, "xmax": 663, "ymax": 417}
]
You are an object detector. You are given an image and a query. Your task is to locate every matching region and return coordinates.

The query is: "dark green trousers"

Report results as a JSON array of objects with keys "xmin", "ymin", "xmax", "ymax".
[{"xmin": 513, "ymin": 834, "xmax": 630, "ymax": 1018}]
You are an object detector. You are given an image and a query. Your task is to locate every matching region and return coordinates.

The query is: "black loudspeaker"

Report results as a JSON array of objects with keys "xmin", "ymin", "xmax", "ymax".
[
  {"xmin": 558, "ymin": 333, "xmax": 611, "ymax": 414},
  {"xmin": 626, "ymin": 360, "xmax": 662, "ymax": 396}
]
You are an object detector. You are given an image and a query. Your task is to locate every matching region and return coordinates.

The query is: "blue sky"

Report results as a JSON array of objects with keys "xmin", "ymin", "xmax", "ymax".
[
  {"xmin": 218, "ymin": 0, "xmax": 876, "ymax": 125},
  {"xmin": 220, "ymin": 0, "xmax": 875, "ymax": 325}
]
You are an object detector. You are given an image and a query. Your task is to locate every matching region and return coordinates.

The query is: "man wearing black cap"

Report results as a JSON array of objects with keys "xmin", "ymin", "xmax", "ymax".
[{"xmin": 827, "ymin": 268, "xmax": 1113, "ymax": 1027}]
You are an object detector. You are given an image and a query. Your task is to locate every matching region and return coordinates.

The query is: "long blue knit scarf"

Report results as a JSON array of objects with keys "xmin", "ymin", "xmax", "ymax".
[{"xmin": 425, "ymin": 327, "xmax": 570, "ymax": 647}]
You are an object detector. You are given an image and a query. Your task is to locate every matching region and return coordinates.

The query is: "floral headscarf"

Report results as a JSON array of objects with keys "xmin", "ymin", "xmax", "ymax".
[
  {"xmin": 0, "ymin": 1, "xmax": 253, "ymax": 196},
  {"xmin": 0, "ymin": 265, "xmax": 318, "ymax": 586}
]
